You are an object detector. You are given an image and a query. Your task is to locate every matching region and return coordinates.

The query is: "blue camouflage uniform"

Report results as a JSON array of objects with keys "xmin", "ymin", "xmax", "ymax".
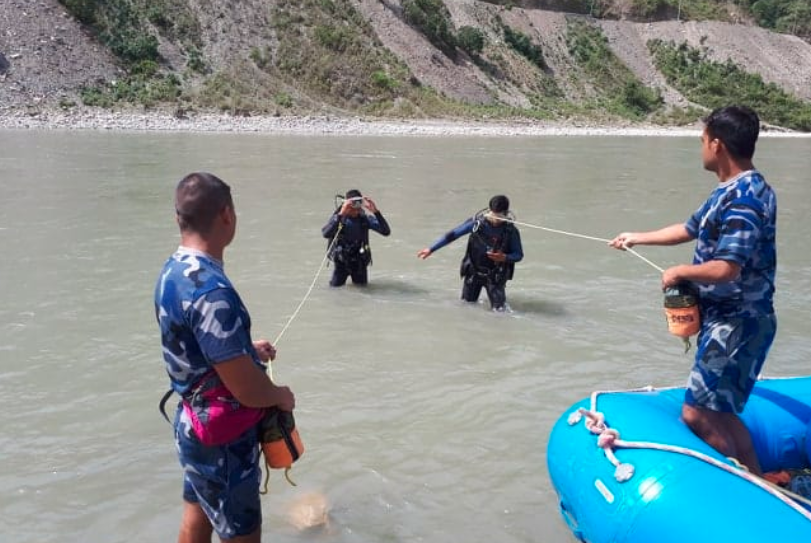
[
  {"xmin": 155, "ymin": 246, "xmax": 265, "ymax": 539},
  {"xmin": 683, "ymin": 170, "xmax": 777, "ymax": 413}
]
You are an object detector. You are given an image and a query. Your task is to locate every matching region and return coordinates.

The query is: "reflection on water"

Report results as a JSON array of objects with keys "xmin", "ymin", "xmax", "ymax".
[
  {"xmin": 1, "ymin": 130, "xmax": 810, "ymax": 543},
  {"xmin": 348, "ymin": 277, "xmax": 432, "ymax": 298},
  {"xmin": 506, "ymin": 295, "xmax": 569, "ymax": 317}
]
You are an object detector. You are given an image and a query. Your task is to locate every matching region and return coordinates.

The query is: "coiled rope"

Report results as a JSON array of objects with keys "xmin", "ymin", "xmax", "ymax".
[{"xmin": 566, "ymin": 384, "xmax": 811, "ymax": 521}]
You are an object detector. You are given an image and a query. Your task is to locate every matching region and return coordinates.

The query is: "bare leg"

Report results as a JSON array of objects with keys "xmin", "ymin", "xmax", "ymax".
[
  {"xmin": 178, "ymin": 501, "xmax": 213, "ymax": 543},
  {"xmin": 681, "ymin": 404, "xmax": 762, "ymax": 476},
  {"xmin": 222, "ymin": 530, "xmax": 261, "ymax": 543},
  {"xmin": 178, "ymin": 501, "xmax": 262, "ymax": 543}
]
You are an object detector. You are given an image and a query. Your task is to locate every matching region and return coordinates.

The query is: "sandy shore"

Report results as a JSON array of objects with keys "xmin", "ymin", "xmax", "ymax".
[{"xmin": 1, "ymin": 108, "xmax": 809, "ymax": 138}]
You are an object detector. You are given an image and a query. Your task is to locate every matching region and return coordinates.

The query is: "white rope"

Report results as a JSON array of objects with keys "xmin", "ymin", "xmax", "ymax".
[
  {"xmin": 265, "ymin": 225, "xmax": 342, "ymax": 380},
  {"xmin": 568, "ymin": 387, "xmax": 811, "ymax": 522},
  {"xmin": 273, "ymin": 223, "xmax": 342, "ymax": 347},
  {"xmin": 491, "ymin": 214, "xmax": 666, "ymax": 274},
  {"xmin": 272, "ymin": 213, "xmax": 663, "ymax": 354}
]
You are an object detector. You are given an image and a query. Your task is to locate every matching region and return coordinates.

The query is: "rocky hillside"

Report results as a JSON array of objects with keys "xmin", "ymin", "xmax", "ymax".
[{"xmin": 2, "ymin": 0, "xmax": 811, "ymax": 128}]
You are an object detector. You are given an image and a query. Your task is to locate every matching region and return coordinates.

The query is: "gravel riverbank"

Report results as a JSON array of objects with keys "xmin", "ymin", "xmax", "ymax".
[{"xmin": 1, "ymin": 108, "xmax": 809, "ymax": 138}]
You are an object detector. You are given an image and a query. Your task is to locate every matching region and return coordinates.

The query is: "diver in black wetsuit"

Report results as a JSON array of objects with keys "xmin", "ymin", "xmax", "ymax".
[
  {"xmin": 417, "ymin": 195, "xmax": 523, "ymax": 311},
  {"xmin": 322, "ymin": 189, "xmax": 391, "ymax": 287}
]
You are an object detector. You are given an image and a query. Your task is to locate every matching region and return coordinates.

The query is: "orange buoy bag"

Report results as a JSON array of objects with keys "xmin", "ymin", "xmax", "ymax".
[
  {"xmin": 663, "ymin": 283, "xmax": 700, "ymax": 338},
  {"xmin": 259, "ymin": 407, "xmax": 304, "ymax": 469}
]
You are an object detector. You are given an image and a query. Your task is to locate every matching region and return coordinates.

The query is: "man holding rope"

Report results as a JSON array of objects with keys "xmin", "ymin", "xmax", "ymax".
[
  {"xmin": 418, "ymin": 195, "xmax": 524, "ymax": 311},
  {"xmin": 155, "ymin": 172, "xmax": 296, "ymax": 543},
  {"xmin": 609, "ymin": 105, "xmax": 777, "ymax": 476}
]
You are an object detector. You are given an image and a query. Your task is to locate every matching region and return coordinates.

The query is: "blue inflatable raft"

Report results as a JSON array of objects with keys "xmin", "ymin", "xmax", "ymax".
[{"xmin": 547, "ymin": 376, "xmax": 811, "ymax": 542}]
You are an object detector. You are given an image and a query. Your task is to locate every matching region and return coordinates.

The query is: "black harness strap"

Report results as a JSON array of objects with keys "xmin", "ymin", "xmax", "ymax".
[
  {"xmin": 158, "ymin": 370, "xmax": 219, "ymax": 424},
  {"xmin": 159, "ymin": 388, "xmax": 175, "ymax": 423}
]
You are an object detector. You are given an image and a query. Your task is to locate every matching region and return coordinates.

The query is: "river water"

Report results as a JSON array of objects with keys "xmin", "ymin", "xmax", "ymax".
[{"xmin": 1, "ymin": 130, "xmax": 809, "ymax": 543}]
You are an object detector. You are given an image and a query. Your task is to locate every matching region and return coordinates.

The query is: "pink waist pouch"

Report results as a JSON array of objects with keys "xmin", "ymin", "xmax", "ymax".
[{"xmin": 183, "ymin": 382, "xmax": 264, "ymax": 446}]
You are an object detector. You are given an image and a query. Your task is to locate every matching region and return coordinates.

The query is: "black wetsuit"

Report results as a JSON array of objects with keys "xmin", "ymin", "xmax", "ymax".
[
  {"xmin": 428, "ymin": 214, "xmax": 523, "ymax": 310},
  {"xmin": 322, "ymin": 210, "xmax": 391, "ymax": 286}
]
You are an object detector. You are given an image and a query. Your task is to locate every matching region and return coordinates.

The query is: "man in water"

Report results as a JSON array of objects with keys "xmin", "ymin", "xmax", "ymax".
[
  {"xmin": 155, "ymin": 172, "xmax": 296, "ymax": 543},
  {"xmin": 609, "ymin": 105, "xmax": 776, "ymax": 476},
  {"xmin": 322, "ymin": 189, "xmax": 391, "ymax": 287},
  {"xmin": 417, "ymin": 195, "xmax": 523, "ymax": 311}
]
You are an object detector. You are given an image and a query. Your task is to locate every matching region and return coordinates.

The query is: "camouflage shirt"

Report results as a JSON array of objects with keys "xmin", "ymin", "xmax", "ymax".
[
  {"xmin": 154, "ymin": 247, "xmax": 263, "ymax": 395},
  {"xmin": 685, "ymin": 170, "xmax": 776, "ymax": 319}
]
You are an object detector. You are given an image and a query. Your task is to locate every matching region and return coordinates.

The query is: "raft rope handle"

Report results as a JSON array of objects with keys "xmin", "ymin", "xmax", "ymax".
[
  {"xmin": 487, "ymin": 213, "xmax": 665, "ymax": 273},
  {"xmin": 568, "ymin": 387, "xmax": 811, "ymax": 523}
]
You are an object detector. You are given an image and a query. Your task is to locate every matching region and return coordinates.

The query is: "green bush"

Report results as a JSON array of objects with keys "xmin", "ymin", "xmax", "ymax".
[
  {"xmin": 457, "ymin": 26, "xmax": 486, "ymax": 56},
  {"xmin": 80, "ymin": 85, "xmax": 113, "ymax": 107},
  {"xmin": 274, "ymin": 92, "xmax": 294, "ymax": 108},
  {"xmin": 187, "ymin": 47, "xmax": 208, "ymax": 74},
  {"xmin": 61, "ymin": 0, "xmax": 162, "ymax": 64},
  {"xmin": 146, "ymin": 5, "xmax": 172, "ymax": 31},
  {"xmin": 629, "ymin": 0, "xmax": 671, "ymax": 18},
  {"xmin": 503, "ymin": 25, "xmax": 547, "ymax": 70},
  {"xmin": 58, "ymin": 0, "xmax": 97, "ymax": 24},
  {"xmin": 249, "ymin": 47, "xmax": 271, "ymax": 70},
  {"xmin": 567, "ymin": 19, "xmax": 662, "ymax": 119},
  {"xmin": 371, "ymin": 70, "xmax": 399, "ymax": 90},
  {"xmin": 130, "ymin": 59, "xmax": 159, "ymax": 77},
  {"xmin": 402, "ymin": 0, "xmax": 457, "ymax": 56},
  {"xmin": 618, "ymin": 80, "xmax": 663, "ymax": 117},
  {"xmin": 314, "ymin": 24, "xmax": 356, "ymax": 52},
  {"xmin": 650, "ymin": 39, "xmax": 811, "ymax": 131}
]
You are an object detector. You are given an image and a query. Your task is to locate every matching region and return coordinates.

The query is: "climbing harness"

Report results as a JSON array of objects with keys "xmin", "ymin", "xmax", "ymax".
[{"xmin": 566, "ymin": 384, "xmax": 811, "ymax": 521}]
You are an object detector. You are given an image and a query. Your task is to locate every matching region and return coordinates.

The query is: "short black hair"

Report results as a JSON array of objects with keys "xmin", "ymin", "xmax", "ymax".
[
  {"xmin": 703, "ymin": 105, "xmax": 760, "ymax": 160},
  {"xmin": 175, "ymin": 172, "xmax": 232, "ymax": 234},
  {"xmin": 489, "ymin": 195, "xmax": 510, "ymax": 214},
  {"xmin": 346, "ymin": 189, "xmax": 362, "ymax": 199}
]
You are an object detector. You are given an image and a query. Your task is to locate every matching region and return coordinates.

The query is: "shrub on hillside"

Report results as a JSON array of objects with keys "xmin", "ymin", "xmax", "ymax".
[
  {"xmin": 503, "ymin": 25, "xmax": 548, "ymax": 70},
  {"xmin": 650, "ymin": 39, "xmax": 811, "ymax": 131},
  {"xmin": 457, "ymin": 26, "xmax": 486, "ymax": 57},
  {"xmin": 402, "ymin": 0, "xmax": 457, "ymax": 57},
  {"xmin": 59, "ymin": 0, "xmax": 97, "ymax": 24}
]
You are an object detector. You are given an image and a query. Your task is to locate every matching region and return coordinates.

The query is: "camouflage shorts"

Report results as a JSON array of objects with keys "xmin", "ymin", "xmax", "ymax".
[
  {"xmin": 684, "ymin": 314, "xmax": 776, "ymax": 413},
  {"xmin": 174, "ymin": 406, "xmax": 262, "ymax": 539}
]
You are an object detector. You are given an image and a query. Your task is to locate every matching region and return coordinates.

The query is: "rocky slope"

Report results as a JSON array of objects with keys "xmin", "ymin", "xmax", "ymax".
[
  {"xmin": 0, "ymin": 0, "xmax": 122, "ymax": 107},
  {"xmin": 1, "ymin": 0, "xmax": 810, "ymax": 121}
]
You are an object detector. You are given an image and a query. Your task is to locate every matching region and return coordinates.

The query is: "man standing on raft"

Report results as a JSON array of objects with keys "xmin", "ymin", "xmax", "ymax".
[{"xmin": 609, "ymin": 105, "xmax": 776, "ymax": 476}]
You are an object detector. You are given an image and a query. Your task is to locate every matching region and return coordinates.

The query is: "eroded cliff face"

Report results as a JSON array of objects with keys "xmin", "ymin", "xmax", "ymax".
[
  {"xmin": 356, "ymin": 0, "xmax": 811, "ymax": 109},
  {"xmin": 1, "ymin": 0, "xmax": 810, "ymax": 115}
]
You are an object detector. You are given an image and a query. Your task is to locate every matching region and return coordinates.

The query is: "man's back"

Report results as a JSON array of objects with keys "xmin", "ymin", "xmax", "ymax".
[{"xmin": 155, "ymin": 246, "xmax": 250, "ymax": 395}]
